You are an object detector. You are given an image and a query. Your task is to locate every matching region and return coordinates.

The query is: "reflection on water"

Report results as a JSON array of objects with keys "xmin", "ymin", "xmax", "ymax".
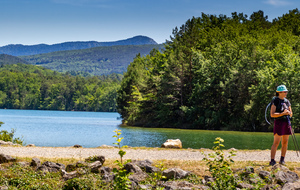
[
  {"xmin": 119, "ymin": 126, "xmax": 278, "ymax": 150},
  {"xmin": 0, "ymin": 109, "xmax": 298, "ymax": 150},
  {"xmin": 119, "ymin": 126, "xmax": 167, "ymax": 148}
]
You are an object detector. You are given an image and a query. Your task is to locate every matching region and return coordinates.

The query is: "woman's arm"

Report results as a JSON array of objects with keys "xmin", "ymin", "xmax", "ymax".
[
  {"xmin": 270, "ymin": 105, "xmax": 290, "ymax": 118},
  {"xmin": 289, "ymin": 106, "xmax": 293, "ymax": 117}
]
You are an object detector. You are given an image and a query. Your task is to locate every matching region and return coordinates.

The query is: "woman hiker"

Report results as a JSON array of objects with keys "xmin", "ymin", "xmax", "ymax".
[{"xmin": 270, "ymin": 84, "xmax": 293, "ymax": 166}]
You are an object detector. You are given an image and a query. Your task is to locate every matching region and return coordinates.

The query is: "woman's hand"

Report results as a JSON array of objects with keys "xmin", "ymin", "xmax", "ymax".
[
  {"xmin": 270, "ymin": 105, "xmax": 293, "ymax": 118},
  {"xmin": 282, "ymin": 109, "xmax": 291, "ymax": 116}
]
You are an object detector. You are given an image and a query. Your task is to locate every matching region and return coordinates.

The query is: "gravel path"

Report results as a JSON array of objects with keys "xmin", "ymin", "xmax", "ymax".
[{"xmin": 1, "ymin": 146, "xmax": 300, "ymax": 162}]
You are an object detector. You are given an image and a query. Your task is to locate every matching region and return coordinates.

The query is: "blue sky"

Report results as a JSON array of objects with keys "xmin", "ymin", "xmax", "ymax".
[{"xmin": 0, "ymin": 0, "xmax": 299, "ymax": 46}]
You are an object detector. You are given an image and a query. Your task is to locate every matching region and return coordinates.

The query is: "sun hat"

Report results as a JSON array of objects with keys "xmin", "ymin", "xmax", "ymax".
[{"xmin": 276, "ymin": 85, "xmax": 288, "ymax": 92}]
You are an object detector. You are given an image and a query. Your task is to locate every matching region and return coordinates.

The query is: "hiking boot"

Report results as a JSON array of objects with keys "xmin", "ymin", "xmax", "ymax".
[
  {"xmin": 279, "ymin": 160, "xmax": 286, "ymax": 165},
  {"xmin": 269, "ymin": 160, "xmax": 276, "ymax": 166}
]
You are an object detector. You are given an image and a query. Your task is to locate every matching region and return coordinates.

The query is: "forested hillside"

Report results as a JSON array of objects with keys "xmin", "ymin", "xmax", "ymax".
[
  {"xmin": 0, "ymin": 63, "xmax": 121, "ymax": 111},
  {"xmin": 20, "ymin": 44, "xmax": 164, "ymax": 75},
  {"xmin": 0, "ymin": 54, "xmax": 29, "ymax": 65},
  {"xmin": 0, "ymin": 35, "xmax": 157, "ymax": 56},
  {"xmin": 117, "ymin": 9, "xmax": 300, "ymax": 132}
]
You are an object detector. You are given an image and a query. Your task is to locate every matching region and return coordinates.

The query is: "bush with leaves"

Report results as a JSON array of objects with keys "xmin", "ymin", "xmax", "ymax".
[
  {"xmin": 141, "ymin": 161, "xmax": 167, "ymax": 188},
  {"xmin": 0, "ymin": 121, "xmax": 23, "ymax": 145},
  {"xmin": 112, "ymin": 129, "xmax": 132, "ymax": 190},
  {"xmin": 203, "ymin": 137, "xmax": 237, "ymax": 189},
  {"xmin": 62, "ymin": 175, "xmax": 110, "ymax": 190}
]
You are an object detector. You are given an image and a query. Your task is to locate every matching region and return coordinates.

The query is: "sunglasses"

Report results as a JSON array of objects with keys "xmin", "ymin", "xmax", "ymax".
[{"xmin": 280, "ymin": 91, "xmax": 288, "ymax": 93}]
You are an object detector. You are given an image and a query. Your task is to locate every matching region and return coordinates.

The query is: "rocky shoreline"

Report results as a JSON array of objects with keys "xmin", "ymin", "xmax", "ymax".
[{"xmin": 1, "ymin": 151, "xmax": 300, "ymax": 189}]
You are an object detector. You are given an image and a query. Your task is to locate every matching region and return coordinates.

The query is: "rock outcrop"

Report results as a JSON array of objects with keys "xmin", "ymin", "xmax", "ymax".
[
  {"xmin": 161, "ymin": 139, "xmax": 182, "ymax": 149},
  {"xmin": 73, "ymin": 144, "xmax": 82, "ymax": 148},
  {"xmin": 162, "ymin": 168, "xmax": 190, "ymax": 180},
  {"xmin": 0, "ymin": 140, "xmax": 18, "ymax": 146},
  {"xmin": 30, "ymin": 158, "xmax": 41, "ymax": 167},
  {"xmin": 124, "ymin": 162, "xmax": 148, "ymax": 184},
  {"xmin": 0, "ymin": 153, "xmax": 16, "ymax": 163},
  {"xmin": 37, "ymin": 161, "xmax": 65, "ymax": 173}
]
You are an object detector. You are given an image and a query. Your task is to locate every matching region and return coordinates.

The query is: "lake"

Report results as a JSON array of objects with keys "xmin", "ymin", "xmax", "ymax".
[{"xmin": 0, "ymin": 109, "xmax": 298, "ymax": 150}]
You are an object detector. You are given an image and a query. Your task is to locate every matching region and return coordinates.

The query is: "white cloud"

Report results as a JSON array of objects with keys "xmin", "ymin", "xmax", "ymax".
[{"xmin": 264, "ymin": 0, "xmax": 292, "ymax": 6}]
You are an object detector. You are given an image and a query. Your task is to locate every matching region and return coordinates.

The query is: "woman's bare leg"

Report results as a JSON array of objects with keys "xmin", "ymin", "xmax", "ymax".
[
  {"xmin": 271, "ymin": 134, "xmax": 282, "ymax": 159},
  {"xmin": 281, "ymin": 135, "xmax": 289, "ymax": 157}
]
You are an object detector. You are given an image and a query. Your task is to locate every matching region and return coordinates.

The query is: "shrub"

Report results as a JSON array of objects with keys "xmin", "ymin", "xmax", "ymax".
[
  {"xmin": 203, "ymin": 137, "xmax": 237, "ymax": 189},
  {"xmin": 63, "ymin": 178, "xmax": 94, "ymax": 190},
  {"xmin": 112, "ymin": 129, "xmax": 132, "ymax": 190},
  {"xmin": 0, "ymin": 121, "xmax": 24, "ymax": 145}
]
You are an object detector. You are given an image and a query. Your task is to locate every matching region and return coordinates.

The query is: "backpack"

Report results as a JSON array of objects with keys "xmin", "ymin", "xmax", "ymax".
[{"xmin": 265, "ymin": 96, "xmax": 289, "ymax": 125}]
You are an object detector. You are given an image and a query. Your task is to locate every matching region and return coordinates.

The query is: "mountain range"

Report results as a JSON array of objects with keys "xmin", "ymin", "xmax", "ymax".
[
  {"xmin": 0, "ymin": 35, "xmax": 158, "ymax": 56},
  {"xmin": 0, "ymin": 36, "xmax": 164, "ymax": 75},
  {"xmin": 20, "ymin": 44, "xmax": 164, "ymax": 75}
]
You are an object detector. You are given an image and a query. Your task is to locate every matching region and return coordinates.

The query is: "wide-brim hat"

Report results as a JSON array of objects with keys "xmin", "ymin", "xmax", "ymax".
[{"xmin": 276, "ymin": 85, "xmax": 288, "ymax": 92}]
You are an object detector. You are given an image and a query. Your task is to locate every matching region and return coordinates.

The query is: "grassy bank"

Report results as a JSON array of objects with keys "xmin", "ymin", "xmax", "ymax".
[{"xmin": 1, "ymin": 156, "xmax": 300, "ymax": 189}]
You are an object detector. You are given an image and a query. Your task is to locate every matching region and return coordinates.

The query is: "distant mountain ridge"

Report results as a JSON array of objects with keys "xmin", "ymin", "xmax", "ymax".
[
  {"xmin": 20, "ymin": 44, "xmax": 164, "ymax": 76},
  {"xmin": 0, "ymin": 35, "xmax": 158, "ymax": 56}
]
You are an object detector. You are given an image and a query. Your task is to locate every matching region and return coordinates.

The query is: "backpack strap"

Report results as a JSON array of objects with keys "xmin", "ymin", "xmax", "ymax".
[{"xmin": 265, "ymin": 102, "xmax": 271, "ymax": 125}]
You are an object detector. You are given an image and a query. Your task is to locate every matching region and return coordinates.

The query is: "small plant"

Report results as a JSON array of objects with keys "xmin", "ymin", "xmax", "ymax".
[
  {"xmin": 142, "ymin": 161, "xmax": 167, "ymax": 187},
  {"xmin": 202, "ymin": 137, "xmax": 237, "ymax": 189},
  {"xmin": 112, "ymin": 129, "xmax": 132, "ymax": 190},
  {"xmin": 248, "ymin": 173, "xmax": 267, "ymax": 189},
  {"xmin": 63, "ymin": 178, "xmax": 94, "ymax": 190},
  {"xmin": 0, "ymin": 121, "xmax": 24, "ymax": 145},
  {"xmin": 152, "ymin": 162, "xmax": 167, "ymax": 182},
  {"xmin": 113, "ymin": 129, "xmax": 127, "ymax": 164}
]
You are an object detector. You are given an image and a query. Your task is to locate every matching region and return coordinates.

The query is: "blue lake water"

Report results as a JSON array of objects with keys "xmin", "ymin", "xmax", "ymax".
[
  {"xmin": 0, "ymin": 109, "xmax": 298, "ymax": 150},
  {"xmin": 0, "ymin": 109, "xmax": 122, "ymax": 147}
]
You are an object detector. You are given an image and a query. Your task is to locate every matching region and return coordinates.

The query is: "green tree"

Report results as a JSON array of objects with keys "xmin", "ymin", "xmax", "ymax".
[{"xmin": 117, "ymin": 10, "xmax": 300, "ymax": 132}]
